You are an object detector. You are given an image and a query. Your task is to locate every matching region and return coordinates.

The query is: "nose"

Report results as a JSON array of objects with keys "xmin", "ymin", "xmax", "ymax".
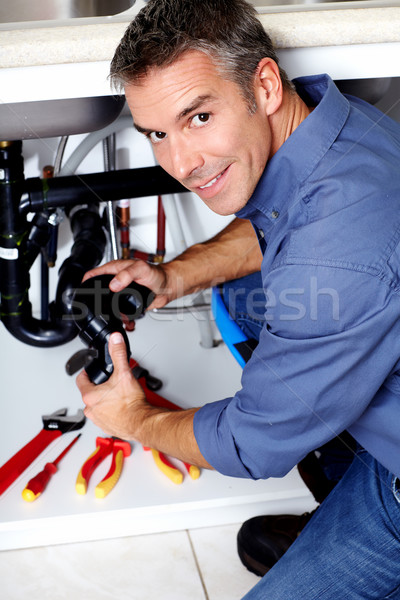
[{"xmin": 169, "ymin": 135, "xmax": 204, "ymax": 181}]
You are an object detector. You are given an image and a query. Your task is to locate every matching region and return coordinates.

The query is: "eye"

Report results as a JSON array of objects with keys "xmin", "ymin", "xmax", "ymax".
[
  {"xmin": 191, "ymin": 113, "xmax": 210, "ymax": 127},
  {"xmin": 149, "ymin": 131, "xmax": 167, "ymax": 144}
]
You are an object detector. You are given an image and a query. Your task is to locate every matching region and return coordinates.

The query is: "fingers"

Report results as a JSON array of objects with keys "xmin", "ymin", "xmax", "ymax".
[
  {"xmin": 83, "ymin": 259, "xmax": 170, "ymax": 308},
  {"xmin": 109, "ymin": 260, "xmax": 165, "ymax": 293},
  {"xmin": 76, "ymin": 333, "xmax": 131, "ymax": 394},
  {"xmin": 82, "ymin": 259, "xmax": 153, "ymax": 291},
  {"xmin": 76, "ymin": 333, "xmax": 132, "ymax": 422},
  {"xmin": 75, "ymin": 330, "xmax": 147, "ymax": 438},
  {"xmin": 76, "ymin": 368, "xmax": 94, "ymax": 397},
  {"xmin": 108, "ymin": 332, "xmax": 131, "ymax": 376},
  {"xmin": 82, "ymin": 259, "xmax": 127, "ymax": 283},
  {"xmin": 83, "ymin": 259, "xmax": 159, "ymax": 290},
  {"xmin": 108, "ymin": 264, "xmax": 144, "ymax": 292}
]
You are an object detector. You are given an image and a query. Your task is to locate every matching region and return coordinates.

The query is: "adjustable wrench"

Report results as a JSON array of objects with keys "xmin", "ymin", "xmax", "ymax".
[{"xmin": 0, "ymin": 408, "xmax": 86, "ymax": 496}]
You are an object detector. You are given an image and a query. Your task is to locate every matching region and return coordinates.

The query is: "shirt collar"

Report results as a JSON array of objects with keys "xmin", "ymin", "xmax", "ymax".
[{"xmin": 236, "ymin": 74, "xmax": 350, "ymax": 224}]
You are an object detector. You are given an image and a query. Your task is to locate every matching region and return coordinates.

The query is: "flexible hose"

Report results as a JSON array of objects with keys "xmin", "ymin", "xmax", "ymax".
[
  {"xmin": 58, "ymin": 116, "xmax": 133, "ymax": 177},
  {"xmin": 102, "ymin": 134, "xmax": 120, "ymax": 261}
]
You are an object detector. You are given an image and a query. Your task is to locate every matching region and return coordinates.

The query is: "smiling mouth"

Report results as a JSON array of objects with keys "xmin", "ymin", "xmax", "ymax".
[{"xmin": 198, "ymin": 168, "xmax": 227, "ymax": 190}]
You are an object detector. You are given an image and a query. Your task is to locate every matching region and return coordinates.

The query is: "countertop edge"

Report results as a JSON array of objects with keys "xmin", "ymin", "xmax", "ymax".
[{"xmin": 0, "ymin": 7, "xmax": 399, "ymax": 69}]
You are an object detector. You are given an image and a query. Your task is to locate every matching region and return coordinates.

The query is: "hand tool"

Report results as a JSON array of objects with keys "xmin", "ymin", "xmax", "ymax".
[
  {"xmin": 130, "ymin": 359, "xmax": 201, "ymax": 484},
  {"xmin": 142, "ymin": 446, "xmax": 200, "ymax": 484},
  {"xmin": 22, "ymin": 433, "xmax": 81, "ymax": 502},
  {"xmin": 130, "ymin": 360, "xmax": 163, "ymax": 391},
  {"xmin": 76, "ymin": 437, "xmax": 131, "ymax": 499},
  {"xmin": 0, "ymin": 408, "xmax": 86, "ymax": 496}
]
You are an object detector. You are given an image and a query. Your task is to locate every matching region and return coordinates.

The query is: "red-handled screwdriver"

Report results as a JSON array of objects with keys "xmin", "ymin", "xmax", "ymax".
[{"xmin": 22, "ymin": 433, "xmax": 81, "ymax": 502}]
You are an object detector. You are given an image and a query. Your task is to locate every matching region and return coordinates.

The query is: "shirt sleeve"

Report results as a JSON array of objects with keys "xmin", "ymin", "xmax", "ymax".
[{"xmin": 193, "ymin": 263, "xmax": 400, "ymax": 479}]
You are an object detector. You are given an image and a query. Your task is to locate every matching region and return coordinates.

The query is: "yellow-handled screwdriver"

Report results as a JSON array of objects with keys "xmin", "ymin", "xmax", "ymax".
[{"xmin": 22, "ymin": 433, "xmax": 81, "ymax": 502}]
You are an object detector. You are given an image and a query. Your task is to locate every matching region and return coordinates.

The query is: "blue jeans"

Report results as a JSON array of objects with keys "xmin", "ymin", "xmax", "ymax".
[
  {"xmin": 222, "ymin": 274, "xmax": 400, "ymax": 598},
  {"xmin": 242, "ymin": 450, "xmax": 400, "ymax": 599},
  {"xmin": 222, "ymin": 272, "xmax": 265, "ymax": 341}
]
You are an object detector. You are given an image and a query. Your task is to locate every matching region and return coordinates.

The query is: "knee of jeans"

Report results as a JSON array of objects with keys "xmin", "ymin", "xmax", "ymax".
[
  {"xmin": 235, "ymin": 315, "xmax": 264, "ymax": 341},
  {"xmin": 222, "ymin": 275, "xmax": 265, "ymax": 321},
  {"xmin": 391, "ymin": 476, "xmax": 400, "ymax": 504}
]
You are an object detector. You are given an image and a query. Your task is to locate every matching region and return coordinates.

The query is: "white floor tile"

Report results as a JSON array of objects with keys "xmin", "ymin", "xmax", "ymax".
[
  {"xmin": 189, "ymin": 524, "xmax": 261, "ymax": 600},
  {"xmin": 0, "ymin": 531, "xmax": 206, "ymax": 600}
]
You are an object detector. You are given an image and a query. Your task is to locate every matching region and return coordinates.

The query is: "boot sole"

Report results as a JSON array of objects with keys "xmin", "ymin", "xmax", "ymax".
[{"xmin": 237, "ymin": 545, "xmax": 271, "ymax": 578}]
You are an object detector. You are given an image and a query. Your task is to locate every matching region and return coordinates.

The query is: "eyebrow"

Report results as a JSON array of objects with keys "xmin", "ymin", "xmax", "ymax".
[
  {"xmin": 133, "ymin": 122, "xmax": 152, "ymax": 135},
  {"xmin": 133, "ymin": 94, "xmax": 217, "ymax": 135},
  {"xmin": 176, "ymin": 94, "xmax": 217, "ymax": 121}
]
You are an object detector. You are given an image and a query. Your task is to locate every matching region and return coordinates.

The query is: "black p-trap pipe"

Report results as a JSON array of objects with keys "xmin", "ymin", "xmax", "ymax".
[{"xmin": 20, "ymin": 166, "xmax": 186, "ymax": 215}]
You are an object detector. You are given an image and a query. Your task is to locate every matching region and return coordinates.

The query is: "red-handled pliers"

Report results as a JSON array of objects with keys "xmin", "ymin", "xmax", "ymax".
[{"xmin": 76, "ymin": 437, "xmax": 131, "ymax": 498}]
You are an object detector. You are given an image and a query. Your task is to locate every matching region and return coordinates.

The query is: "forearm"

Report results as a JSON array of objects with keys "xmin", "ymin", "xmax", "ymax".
[
  {"xmin": 135, "ymin": 404, "xmax": 213, "ymax": 469},
  {"xmin": 163, "ymin": 218, "xmax": 262, "ymax": 300}
]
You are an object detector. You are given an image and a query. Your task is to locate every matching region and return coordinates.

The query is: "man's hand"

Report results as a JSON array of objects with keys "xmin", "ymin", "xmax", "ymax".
[
  {"xmin": 76, "ymin": 332, "xmax": 149, "ymax": 440},
  {"xmin": 82, "ymin": 219, "xmax": 262, "ymax": 310},
  {"xmin": 83, "ymin": 259, "xmax": 172, "ymax": 310},
  {"xmin": 76, "ymin": 332, "xmax": 213, "ymax": 469}
]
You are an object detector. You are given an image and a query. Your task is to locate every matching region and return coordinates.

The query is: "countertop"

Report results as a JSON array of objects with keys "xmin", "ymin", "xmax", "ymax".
[
  {"xmin": 0, "ymin": 2, "xmax": 399, "ymax": 69},
  {"xmin": 0, "ymin": 3, "xmax": 399, "ymax": 118}
]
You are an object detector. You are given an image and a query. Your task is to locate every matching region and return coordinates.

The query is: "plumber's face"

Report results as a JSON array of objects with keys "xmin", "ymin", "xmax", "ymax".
[{"xmin": 125, "ymin": 50, "xmax": 272, "ymax": 216}]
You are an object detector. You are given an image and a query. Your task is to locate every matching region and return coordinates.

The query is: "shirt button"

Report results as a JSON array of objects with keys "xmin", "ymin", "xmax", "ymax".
[
  {"xmin": 271, "ymin": 210, "xmax": 279, "ymax": 219},
  {"xmin": 258, "ymin": 228, "xmax": 265, "ymax": 238}
]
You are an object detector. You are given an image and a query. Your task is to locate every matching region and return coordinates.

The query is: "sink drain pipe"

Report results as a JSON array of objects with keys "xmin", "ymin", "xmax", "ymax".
[
  {"xmin": 0, "ymin": 141, "xmax": 106, "ymax": 347},
  {"xmin": 0, "ymin": 141, "xmax": 185, "ymax": 347}
]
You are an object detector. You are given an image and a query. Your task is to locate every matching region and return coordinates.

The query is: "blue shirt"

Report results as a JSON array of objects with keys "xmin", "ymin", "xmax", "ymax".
[{"xmin": 193, "ymin": 74, "xmax": 400, "ymax": 480}]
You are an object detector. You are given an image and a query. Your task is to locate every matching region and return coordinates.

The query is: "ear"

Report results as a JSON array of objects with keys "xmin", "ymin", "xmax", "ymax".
[{"xmin": 254, "ymin": 58, "xmax": 283, "ymax": 116}]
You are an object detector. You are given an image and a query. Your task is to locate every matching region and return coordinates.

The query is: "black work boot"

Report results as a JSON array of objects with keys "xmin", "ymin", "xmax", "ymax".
[
  {"xmin": 236, "ymin": 435, "xmax": 357, "ymax": 577},
  {"xmin": 237, "ymin": 510, "xmax": 316, "ymax": 576},
  {"xmin": 236, "ymin": 450, "xmax": 333, "ymax": 577}
]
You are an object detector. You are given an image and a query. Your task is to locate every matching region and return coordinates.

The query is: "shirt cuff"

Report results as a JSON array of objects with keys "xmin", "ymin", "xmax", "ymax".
[{"xmin": 193, "ymin": 398, "xmax": 255, "ymax": 479}]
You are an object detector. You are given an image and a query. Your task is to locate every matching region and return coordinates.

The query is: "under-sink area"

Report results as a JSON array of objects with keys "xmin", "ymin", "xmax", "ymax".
[
  {"xmin": 0, "ymin": 0, "xmax": 398, "ymax": 142},
  {"xmin": 0, "ymin": 0, "xmax": 138, "ymax": 138},
  {"xmin": 0, "ymin": 0, "xmax": 399, "ymax": 561},
  {"xmin": 0, "ymin": 95, "xmax": 126, "ymax": 140},
  {"xmin": 1, "ymin": 77, "xmax": 394, "ymax": 141}
]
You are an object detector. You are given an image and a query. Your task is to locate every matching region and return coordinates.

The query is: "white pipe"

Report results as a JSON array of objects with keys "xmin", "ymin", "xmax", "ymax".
[
  {"xmin": 58, "ymin": 116, "xmax": 133, "ymax": 177},
  {"xmin": 161, "ymin": 194, "xmax": 187, "ymax": 253},
  {"xmin": 102, "ymin": 134, "xmax": 120, "ymax": 261},
  {"xmin": 161, "ymin": 193, "xmax": 215, "ymax": 348}
]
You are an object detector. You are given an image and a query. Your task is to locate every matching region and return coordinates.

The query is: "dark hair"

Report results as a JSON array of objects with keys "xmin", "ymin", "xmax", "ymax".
[{"xmin": 110, "ymin": 0, "xmax": 293, "ymax": 111}]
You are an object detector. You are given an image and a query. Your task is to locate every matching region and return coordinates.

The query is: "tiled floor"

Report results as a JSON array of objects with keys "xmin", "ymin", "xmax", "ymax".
[{"xmin": 1, "ymin": 524, "xmax": 260, "ymax": 599}]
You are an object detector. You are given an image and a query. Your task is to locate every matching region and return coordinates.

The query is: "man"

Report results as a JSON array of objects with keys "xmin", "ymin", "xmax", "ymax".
[{"xmin": 77, "ymin": 0, "xmax": 400, "ymax": 597}]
